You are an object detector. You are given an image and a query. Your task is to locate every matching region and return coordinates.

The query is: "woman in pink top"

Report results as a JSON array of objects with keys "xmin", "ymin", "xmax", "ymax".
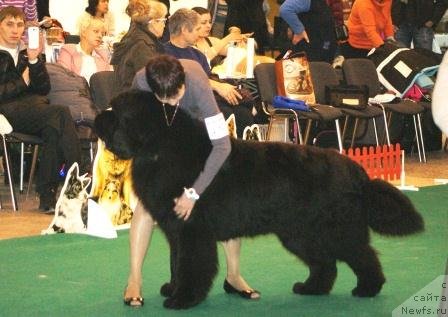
[{"xmin": 57, "ymin": 15, "xmax": 112, "ymax": 83}]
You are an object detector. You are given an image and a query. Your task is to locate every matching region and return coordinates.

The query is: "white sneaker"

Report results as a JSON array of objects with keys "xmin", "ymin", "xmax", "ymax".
[
  {"xmin": 332, "ymin": 55, "xmax": 345, "ymax": 69},
  {"xmin": 0, "ymin": 114, "xmax": 13, "ymax": 135}
]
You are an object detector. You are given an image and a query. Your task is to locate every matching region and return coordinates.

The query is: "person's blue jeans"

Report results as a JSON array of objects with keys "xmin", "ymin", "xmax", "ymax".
[{"xmin": 395, "ymin": 23, "xmax": 434, "ymax": 50}]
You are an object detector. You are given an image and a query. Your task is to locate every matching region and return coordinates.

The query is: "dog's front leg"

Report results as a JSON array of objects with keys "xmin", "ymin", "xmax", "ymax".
[{"xmin": 163, "ymin": 225, "xmax": 218, "ymax": 309}]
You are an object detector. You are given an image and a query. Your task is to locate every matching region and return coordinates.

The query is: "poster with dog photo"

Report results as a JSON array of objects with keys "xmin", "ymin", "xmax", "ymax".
[{"xmin": 89, "ymin": 140, "xmax": 136, "ymax": 227}]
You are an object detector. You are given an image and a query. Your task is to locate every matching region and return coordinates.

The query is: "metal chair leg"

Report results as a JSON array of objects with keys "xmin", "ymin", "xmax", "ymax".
[
  {"xmin": 378, "ymin": 104, "xmax": 391, "ymax": 145},
  {"xmin": 293, "ymin": 113, "xmax": 303, "ymax": 144},
  {"xmin": 372, "ymin": 118, "xmax": 379, "ymax": 146},
  {"xmin": 20, "ymin": 142, "xmax": 24, "ymax": 193},
  {"xmin": 341, "ymin": 115, "xmax": 349, "ymax": 144},
  {"xmin": 335, "ymin": 119, "xmax": 343, "ymax": 153},
  {"xmin": 417, "ymin": 113, "xmax": 426, "ymax": 163},
  {"xmin": 350, "ymin": 118, "xmax": 360, "ymax": 148},
  {"xmin": 26, "ymin": 145, "xmax": 39, "ymax": 200},
  {"xmin": 412, "ymin": 115, "xmax": 422, "ymax": 162},
  {"xmin": 303, "ymin": 119, "xmax": 313, "ymax": 145},
  {"xmin": 266, "ymin": 114, "xmax": 275, "ymax": 141},
  {"xmin": 2, "ymin": 136, "xmax": 18, "ymax": 211}
]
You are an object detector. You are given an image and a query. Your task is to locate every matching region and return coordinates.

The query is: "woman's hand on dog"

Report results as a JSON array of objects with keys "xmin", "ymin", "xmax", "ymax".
[{"xmin": 173, "ymin": 194, "xmax": 195, "ymax": 221}]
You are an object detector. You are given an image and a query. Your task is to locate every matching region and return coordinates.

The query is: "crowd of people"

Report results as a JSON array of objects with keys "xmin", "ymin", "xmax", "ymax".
[{"xmin": 0, "ymin": 0, "xmax": 448, "ymax": 309}]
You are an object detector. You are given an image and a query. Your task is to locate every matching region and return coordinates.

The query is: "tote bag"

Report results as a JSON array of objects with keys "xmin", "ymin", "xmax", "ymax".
[{"xmin": 274, "ymin": 52, "xmax": 316, "ymax": 104}]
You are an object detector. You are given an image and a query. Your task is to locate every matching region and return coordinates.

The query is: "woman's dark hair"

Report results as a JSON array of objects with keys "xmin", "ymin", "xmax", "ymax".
[
  {"xmin": 145, "ymin": 55, "xmax": 186, "ymax": 98},
  {"xmin": 191, "ymin": 6, "xmax": 210, "ymax": 15},
  {"xmin": 85, "ymin": 0, "xmax": 99, "ymax": 16}
]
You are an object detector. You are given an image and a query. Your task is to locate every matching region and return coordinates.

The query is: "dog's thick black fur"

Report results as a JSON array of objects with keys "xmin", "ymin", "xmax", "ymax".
[{"xmin": 95, "ymin": 90, "xmax": 424, "ymax": 310}]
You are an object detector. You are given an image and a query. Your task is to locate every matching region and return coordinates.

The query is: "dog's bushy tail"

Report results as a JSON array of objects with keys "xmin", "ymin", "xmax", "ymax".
[{"xmin": 363, "ymin": 179, "xmax": 424, "ymax": 236}]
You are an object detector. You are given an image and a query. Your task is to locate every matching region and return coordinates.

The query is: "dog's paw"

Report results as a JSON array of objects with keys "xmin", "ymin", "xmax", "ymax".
[
  {"xmin": 292, "ymin": 282, "xmax": 330, "ymax": 295},
  {"xmin": 351, "ymin": 284, "xmax": 383, "ymax": 297},
  {"xmin": 160, "ymin": 282, "xmax": 175, "ymax": 298},
  {"xmin": 41, "ymin": 228, "xmax": 55, "ymax": 235}
]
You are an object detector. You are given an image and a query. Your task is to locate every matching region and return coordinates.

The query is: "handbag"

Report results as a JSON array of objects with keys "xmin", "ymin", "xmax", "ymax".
[
  {"xmin": 275, "ymin": 51, "xmax": 316, "ymax": 104},
  {"xmin": 325, "ymin": 85, "xmax": 369, "ymax": 110},
  {"xmin": 334, "ymin": 24, "xmax": 348, "ymax": 42}
]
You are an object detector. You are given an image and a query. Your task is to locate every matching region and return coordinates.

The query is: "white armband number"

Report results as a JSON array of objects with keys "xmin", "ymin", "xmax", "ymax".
[{"xmin": 204, "ymin": 113, "xmax": 229, "ymax": 140}]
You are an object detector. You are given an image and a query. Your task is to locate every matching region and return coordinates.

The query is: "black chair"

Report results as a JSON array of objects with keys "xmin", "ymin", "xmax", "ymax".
[
  {"xmin": 254, "ymin": 62, "xmax": 344, "ymax": 152},
  {"xmin": 343, "ymin": 58, "xmax": 426, "ymax": 162},
  {"xmin": 89, "ymin": 71, "xmax": 117, "ymax": 112},
  {"xmin": 1, "ymin": 131, "xmax": 43, "ymax": 211},
  {"xmin": 64, "ymin": 34, "xmax": 80, "ymax": 44}
]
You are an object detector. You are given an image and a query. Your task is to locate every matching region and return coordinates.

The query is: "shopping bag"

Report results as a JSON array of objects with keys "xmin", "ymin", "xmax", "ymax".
[{"xmin": 274, "ymin": 51, "xmax": 316, "ymax": 104}]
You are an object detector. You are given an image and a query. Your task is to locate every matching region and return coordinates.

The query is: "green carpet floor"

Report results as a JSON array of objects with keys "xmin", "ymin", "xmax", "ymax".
[{"xmin": 0, "ymin": 186, "xmax": 447, "ymax": 317}]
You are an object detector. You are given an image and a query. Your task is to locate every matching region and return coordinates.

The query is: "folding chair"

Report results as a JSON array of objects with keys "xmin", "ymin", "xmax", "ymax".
[
  {"xmin": 343, "ymin": 58, "xmax": 426, "ymax": 162},
  {"xmin": 86, "ymin": 71, "xmax": 117, "ymax": 161},
  {"xmin": 254, "ymin": 63, "xmax": 344, "ymax": 152},
  {"xmin": 1, "ymin": 131, "xmax": 43, "ymax": 211}
]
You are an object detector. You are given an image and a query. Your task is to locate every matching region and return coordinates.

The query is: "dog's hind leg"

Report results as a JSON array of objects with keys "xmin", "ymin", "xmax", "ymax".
[
  {"xmin": 339, "ymin": 244, "xmax": 385, "ymax": 297},
  {"xmin": 278, "ymin": 234, "xmax": 337, "ymax": 295},
  {"xmin": 163, "ymin": 226, "xmax": 218, "ymax": 309}
]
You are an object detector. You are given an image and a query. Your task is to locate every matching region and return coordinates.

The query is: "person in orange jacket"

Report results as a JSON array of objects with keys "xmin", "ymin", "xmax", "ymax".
[{"xmin": 341, "ymin": 0, "xmax": 395, "ymax": 58}]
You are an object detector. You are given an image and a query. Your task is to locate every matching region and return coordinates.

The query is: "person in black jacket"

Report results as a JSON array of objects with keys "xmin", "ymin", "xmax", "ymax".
[
  {"xmin": 36, "ymin": 0, "xmax": 49, "ymax": 21},
  {"xmin": 110, "ymin": 0, "xmax": 167, "ymax": 94},
  {"xmin": 224, "ymin": 0, "xmax": 270, "ymax": 54},
  {"xmin": 392, "ymin": 0, "xmax": 448, "ymax": 50},
  {"xmin": 0, "ymin": 6, "xmax": 81, "ymax": 211}
]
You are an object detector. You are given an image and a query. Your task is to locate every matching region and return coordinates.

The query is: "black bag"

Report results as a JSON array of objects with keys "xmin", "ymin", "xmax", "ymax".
[
  {"xmin": 334, "ymin": 24, "xmax": 348, "ymax": 42},
  {"xmin": 325, "ymin": 85, "xmax": 369, "ymax": 110}
]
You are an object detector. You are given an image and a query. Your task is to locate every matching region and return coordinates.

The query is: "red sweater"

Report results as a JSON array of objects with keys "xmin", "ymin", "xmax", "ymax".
[{"xmin": 347, "ymin": 0, "xmax": 394, "ymax": 49}]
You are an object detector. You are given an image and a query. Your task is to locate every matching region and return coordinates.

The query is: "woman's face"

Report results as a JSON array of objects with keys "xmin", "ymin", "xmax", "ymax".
[
  {"xmin": 147, "ymin": 17, "xmax": 167, "ymax": 38},
  {"xmin": 197, "ymin": 13, "xmax": 212, "ymax": 38},
  {"xmin": 96, "ymin": 0, "xmax": 109, "ymax": 15},
  {"xmin": 81, "ymin": 24, "xmax": 104, "ymax": 48}
]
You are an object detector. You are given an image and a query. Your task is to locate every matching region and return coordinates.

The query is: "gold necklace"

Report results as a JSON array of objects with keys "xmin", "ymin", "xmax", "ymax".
[{"xmin": 162, "ymin": 103, "xmax": 180, "ymax": 127}]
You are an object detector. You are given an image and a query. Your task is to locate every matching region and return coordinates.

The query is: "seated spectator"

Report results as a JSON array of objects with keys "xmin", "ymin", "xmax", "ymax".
[
  {"xmin": 0, "ymin": 6, "xmax": 81, "ymax": 211},
  {"xmin": 192, "ymin": 6, "xmax": 250, "ymax": 68},
  {"xmin": 342, "ymin": 0, "xmax": 395, "ymax": 58},
  {"xmin": 110, "ymin": 0, "xmax": 167, "ymax": 94},
  {"xmin": 77, "ymin": 0, "xmax": 114, "ymax": 36},
  {"xmin": 164, "ymin": 8, "xmax": 255, "ymax": 137},
  {"xmin": 0, "ymin": 0, "xmax": 37, "ymax": 22},
  {"xmin": 57, "ymin": 15, "xmax": 112, "ymax": 83}
]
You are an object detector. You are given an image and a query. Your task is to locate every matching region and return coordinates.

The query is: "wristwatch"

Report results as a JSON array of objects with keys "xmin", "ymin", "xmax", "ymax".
[{"xmin": 184, "ymin": 187, "xmax": 200, "ymax": 200}]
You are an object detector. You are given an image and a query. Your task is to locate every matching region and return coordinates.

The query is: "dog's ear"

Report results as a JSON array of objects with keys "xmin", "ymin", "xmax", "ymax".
[{"xmin": 94, "ymin": 110, "xmax": 119, "ymax": 148}]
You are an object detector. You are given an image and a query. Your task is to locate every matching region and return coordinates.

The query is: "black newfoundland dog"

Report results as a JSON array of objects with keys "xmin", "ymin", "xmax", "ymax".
[{"xmin": 95, "ymin": 90, "xmax": 424, "ymax": 309}]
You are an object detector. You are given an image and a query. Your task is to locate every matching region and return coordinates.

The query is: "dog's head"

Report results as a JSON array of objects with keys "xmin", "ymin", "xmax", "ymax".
[{"xmin": 94, "ymin": 90, "xmax": 168, "ymax": 160}]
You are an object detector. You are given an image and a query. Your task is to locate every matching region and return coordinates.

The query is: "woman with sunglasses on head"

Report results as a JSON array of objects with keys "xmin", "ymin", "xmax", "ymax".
[
  {"xmin": 191, "ymin": 6, "xmax": 249, "ymax": 68},
  {"xmin": 110, "ymin": 0, "xmax": 167, "ymax": 94}
]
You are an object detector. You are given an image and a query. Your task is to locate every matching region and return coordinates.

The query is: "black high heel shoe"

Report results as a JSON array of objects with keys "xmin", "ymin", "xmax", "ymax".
[
  {"xmin": 123, "ymin": 286, "xmax": 144, "ymax": 307},
  {"xmin": 223, "ymin": 279, "xmax": 261, "ymax": 300}
]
